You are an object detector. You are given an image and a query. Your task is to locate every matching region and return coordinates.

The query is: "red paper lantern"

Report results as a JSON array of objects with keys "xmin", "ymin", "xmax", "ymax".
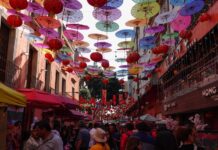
[
  {"xmin": 119, "ymin": 79, "xmax": 125, "ymax": 85},
  {"xmin": 87, "ymin": 0, "xmax": 107, "ymax": 8},
  {"xmin": 179, "ymin": 30, "xmax": 192, "ymax": 39},
  {"xmin": 102, "ymin": 79, "xmax": 109, "ymax": 85},
  {"xmin": 66, "ymin": 67, "xmax": 73, "ymax": 73},
  {"xmin": 45, "ymin": 53, "xmax": 52, "ymax": 59},
  {"xmin": 7, "ymin": 15, "xmax": 22, "ymax": 28},
  {"xmin": 101, "ymin": 60, "xmax": 109, "ymax": 69},
  {"xmin": 62, "ymin": 60, "xmax": 70, "ymax": 66},
  {"xmin": 152, "ymin": 45, "xmax": 169, "ymax": 54},
  {"xmin": 90, "ymin": 52, "xmax": 103, "ymax": 62},
  {"xmin": 47, "ymin": 39, "xmax": 63, "ymax": 50},
  {"xmin": 44, "ymin": 0, "xmax": 63, "ymax": 15},
  {"xmin": 48, "ymin": 57, "xmax": 54, "ymax": 63},
  {"xmin": 199, "ymin": 13, "xmax": 210, "ymax": 22},
  {"xmin": 133, "ymin": 77, "xmax": 140, "ymax": 82},
  {"xmin": 126, "ymin": 52, "xmax": 140, "ymax": 63},
  {"xmin": 79, "ymin": 62, "xmax": 87, "ymax": 69},
  {"xmin": 85, "ymin": 75, "xmax": 92, "ymax": 81},
  {"xmin": 9, "ymin": 0, "xmax": 28, "ymax": 10}
]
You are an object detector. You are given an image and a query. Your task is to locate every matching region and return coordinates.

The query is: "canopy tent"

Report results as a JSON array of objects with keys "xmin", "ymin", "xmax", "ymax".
[{"xmin": 0, "ymin": 83, "xmax": 26, "ymax": 107}]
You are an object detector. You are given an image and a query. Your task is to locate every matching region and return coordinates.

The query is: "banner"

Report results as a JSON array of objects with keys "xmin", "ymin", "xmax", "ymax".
[
  {"xmin": 112, "ymin": 95, "xmax": 116, "ymax": 105},
  {"xmin": 102, "ymin": 89, "xmax": 107, "ymax": 105}
]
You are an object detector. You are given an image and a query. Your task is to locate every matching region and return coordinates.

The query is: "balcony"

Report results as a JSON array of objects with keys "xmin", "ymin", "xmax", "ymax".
[
  {"xmin": 163, "ymin": 51, "xmax": 218, "ymax": 102},
  {"xmin": 0, "ymin": 56, "xmax": 21, "ymax": 88}
]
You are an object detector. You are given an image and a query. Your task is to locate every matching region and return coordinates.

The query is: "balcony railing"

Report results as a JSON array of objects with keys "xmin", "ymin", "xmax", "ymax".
[
  {"xmin": 0, "ymin": 56, "xmax": 21, "ymax": 88},
  {"xmin": 163, "ymin": 53, "xmax": 218, "ymax": 102}
]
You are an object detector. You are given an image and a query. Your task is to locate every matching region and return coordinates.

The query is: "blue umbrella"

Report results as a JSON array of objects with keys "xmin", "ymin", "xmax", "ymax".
[
  {"xmin": 103, "ymin": 0, "xmax": 123, "ymax": 8},
  {"xmin": 116, "ymin": 69, "xmax": 128, "ymax": 76},
  {"xmin": 170, "ymin": 0, "xmax": 194, "ymax": 6},
  {"xmin": 179, "ymin": 0, "xmax": 205, "ymax": 16},
  {"xmin": 139, "ymin": 42, "xmax": 155, "ymax": 50},
  {"xmin": 140, "ymin": 36, "xmax": 156, "ymax": 44},
  {"xmin": 115, "ymin": 29, "xmax": 136, "ymax": 39}
]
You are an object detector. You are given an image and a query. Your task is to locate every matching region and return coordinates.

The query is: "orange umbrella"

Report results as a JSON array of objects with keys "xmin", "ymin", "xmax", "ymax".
[
  {"xmin": 76, "ymin": 56, "xmax": 90, "ymax": 62},
  {"xmin": 126, "ymin": 18, "xmax": 148, "ymax": 27},
  {"xmin": 88, "ymin": 33, "xmax": 108, "ymax": 40},
  {"xmin": 0, "ymin": 0, "xmax": 12, "ymax": 9},
  {"xmin": 73, "ymin": 40, "xmax": 90, "ymax": 47},
  {"xmin": 35, "ymin": 16, "xmax": 61, "ymax": 28},
  {"xmin": 96, "ymin": 48, "xmax": 112, "ymax": 53}
]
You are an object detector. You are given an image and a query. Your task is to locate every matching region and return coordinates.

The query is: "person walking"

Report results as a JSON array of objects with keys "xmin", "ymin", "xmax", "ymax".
[
  {"xmin": 90, "ymin": 128, "xmax": 110, "ymax": 150},
  {"xmin": 34, "ymin": 120, "xmax": 63, "ymax": 150},
  {"xmin": 75, "ymin": 121, "xmax": 90, "ymax": 150},
  {"xmin": 120, "ymin": 123, "xmax": 134, "ymax": 150}
]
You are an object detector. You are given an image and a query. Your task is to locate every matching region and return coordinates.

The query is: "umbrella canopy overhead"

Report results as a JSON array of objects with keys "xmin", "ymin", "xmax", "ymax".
[{"xmin": 0, "ymin": 83, "xmax": 26, "ymax": 107}]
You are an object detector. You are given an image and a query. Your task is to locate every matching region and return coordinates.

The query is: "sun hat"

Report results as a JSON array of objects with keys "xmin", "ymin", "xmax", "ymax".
[{"xmin": 93, "ymin": 128, "xmax": 107, "ymax": 143}]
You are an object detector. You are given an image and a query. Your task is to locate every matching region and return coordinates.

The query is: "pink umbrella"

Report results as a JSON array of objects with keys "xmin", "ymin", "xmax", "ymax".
[
  {"xmin": 63, "ymin": 30, "xmax": 84, "ymax": 41},
  {"xmin": 171, "ymin": 14, "xmax": 191, "ymax": 32}
]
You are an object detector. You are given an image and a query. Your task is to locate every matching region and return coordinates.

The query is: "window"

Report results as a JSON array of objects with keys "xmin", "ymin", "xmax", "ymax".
[
  {"xmin": 62, "ymin": 78, "xmax": 66, "ymax": 96},
  {"xmin": 55, "ymin": 71, "xmax": 60, "ymax": 94},
  {"xmin": 45, "ymin": 60, "xmax": 51, "ymax": 92}
]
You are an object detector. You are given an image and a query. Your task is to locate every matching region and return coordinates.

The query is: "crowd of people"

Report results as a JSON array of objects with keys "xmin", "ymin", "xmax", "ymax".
[{"xmin": 19, "ymin": 118, "xmax": 207, "ymax": 150}]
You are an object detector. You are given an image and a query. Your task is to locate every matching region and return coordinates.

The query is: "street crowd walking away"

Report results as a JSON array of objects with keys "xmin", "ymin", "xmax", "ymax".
[{"xmin": 19, "ymin": 119, "xmax": 207, "ymax": 150}]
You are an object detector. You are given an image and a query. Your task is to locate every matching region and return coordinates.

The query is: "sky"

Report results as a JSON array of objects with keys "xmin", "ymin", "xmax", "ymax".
[{"xmin": 78, "ymin": 0, "xmax": 136, "ymax": 72}]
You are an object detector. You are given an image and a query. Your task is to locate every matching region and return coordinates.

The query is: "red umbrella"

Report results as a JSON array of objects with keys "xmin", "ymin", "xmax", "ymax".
[{"xmin": 17, "ymin": 88, "xmax": 61, "ymax": 107}]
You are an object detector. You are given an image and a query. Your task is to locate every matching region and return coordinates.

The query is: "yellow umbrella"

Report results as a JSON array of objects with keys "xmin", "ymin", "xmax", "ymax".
[
  {"xmin": 125, "ymin": 18, "xmax": 148, "ymax": 27},
  {"xmin": 129, "ymin": 65, "xmax": 143, "ymax": 75},
  {"xmin": 73, "ymin": 40, "xmax": 90, "ymax": 47},
  {"xmin": 96, "ymin": 48, "xmax": 112, "ymax": 53},
  {"xmin": 0, "ymin": 83, "xmax": 26, "ymax": 107}
]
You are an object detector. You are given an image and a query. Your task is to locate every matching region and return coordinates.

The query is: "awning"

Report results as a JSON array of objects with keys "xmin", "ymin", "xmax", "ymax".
[
  {"xmin": 17, "ymin": 88, "xmax": 61, "ymax": 107},
  {"xmin": 0, "ymin": 83, "xmax": 26, "ymax": 107},
  {"xmin": 58, "ymin": 95, "xmax": 80, "ymax": 109}
]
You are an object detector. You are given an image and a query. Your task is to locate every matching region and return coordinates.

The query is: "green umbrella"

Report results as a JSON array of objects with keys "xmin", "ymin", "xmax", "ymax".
[
  {"xmin": 118, "ymin": 41, "xmax": 135, "ymax": 48},
  {"xmin": 131, "ymin": 2, "xmax": 160, "ymax": 19},
  {"xmin": 60, "ymin": 47, "xmax": 72, "ymax": 53},
  {"xmin": 96, "ymin": 21, "xmax": 119, "ymax": 32},
  {"xmin": 162, "ymin": 32, "xmax": 179, "ymax": 39}
]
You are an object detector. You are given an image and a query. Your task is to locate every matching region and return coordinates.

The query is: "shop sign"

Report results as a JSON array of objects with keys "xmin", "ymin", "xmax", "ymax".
[{"xmin": 202, "ymin": 86, "xmax": 217, "ymax": 97}]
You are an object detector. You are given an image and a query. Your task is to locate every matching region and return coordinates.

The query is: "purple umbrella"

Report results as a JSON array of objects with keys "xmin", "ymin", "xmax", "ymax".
[
  {"xmin": 162, "ymin": 39, "xmax": 176, "ymax": 46},
  {"xmin": 27, "ymin": 2, "xmax": 48, "ymax": 15},
  {"xmin": 93, "ymin": 8, "xmax": 121, "ymax": 21},
  {"xmin": 77, "ymin": 47, "xmax": 91, "ymax": 53},
  {"xmin": 119, "ymin": 64, "xmax": 130, "ymax": 68},
  {"xmin": 33, "ymin": 43, "xmax": 49, "ymax": 49},
  {"xmin": 179, "ymin": 0, "xmax": 205, "ymax": 16},
  {"xmin": 140, "ymin": 36, "xmax": 156, "ymax": 44},
  {"xmin": 94, "ymin": 42, "xmax": 112, "ymax": 48},
  {"xmin": 58, "ymin": 9, "xmax": 83, "ymax": 23},
  {"xmin": 155, "ymin": 10, "xmax": 178, "ymax": 24},
  {"xmin": 144, "ymin": 25, "xmax": 165, "ymax": 34},
  {"xmin": 39, "ymin": 28, "xmax": 59, "ymax": 38},
  {"xmin": 63, "ymin": 30, "xmax": 84, "ymax": 41},
  {"xmin": 66, "ymin": 23, "xmax": 89, "ymax": 30},
  {"xmin": 62, "ymin": 0, "xmax": 82, "ymax": 10}
]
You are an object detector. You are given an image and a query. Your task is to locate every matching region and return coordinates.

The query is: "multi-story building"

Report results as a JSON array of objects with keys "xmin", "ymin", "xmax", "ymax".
[{"xmin": 0, "ymin": 8, "xmax": 80, "ymax": 100}]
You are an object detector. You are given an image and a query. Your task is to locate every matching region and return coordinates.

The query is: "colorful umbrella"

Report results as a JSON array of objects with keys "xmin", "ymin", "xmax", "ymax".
[
  {"xmin": 179, "ymin": 0, "xmax": 204, "ymax": 16},
  {"xmin": 35, "ymin": 16, "xmax": 61, "ymax": 28},
  {"xmin": 60, "ymin": 46, "xmax": 72, "ymax": 53},
  {"xmin": 63, "ymin": 30, "xmax": 84, "ymax": 41},
  {"xmin": 0, "ymin": 0, "xmax": 12, "ymax": 9},
  {"xmin": 24, "ymin": 33, "xmax": 43, "ymax": 41},
  {"xmin": 115, "ymin": 29, "xmax": 136, "ymax": 39},
  {"xmin": 170, "ymin": 0, "xmax": 193, "ymax": 6},
  {"xmin": 96, "ymin": 48, "xmax": 112, "ymax": 53},
  {"xmin": 93, "ymin": 8, "xmax": 121, "ymax": 21},
  {"xmin": 76, "ymin": 56, "xmax": 90, "ymax": 62},
  {"xmin": 155, "ymin": 10, "xmax": 178, "ymax": 24},
  {"xmin": 33, "ymin": 43, "xmax": 49, "ymax": 49},
  {"xmin": 116, "ymin": 69, "xmax": 128, "ymax": 76},
  {"xmin": 39, "ymin": 27, "xmax": 59, "ymax": 38},
  {"xmin": 57, "ymin": 9, "xmax": 83, "ymax": 23},
  {"xmin": 132, "ymin": 0, "xmax": 156, "ymax": 3},
  {"xmin": 139, "ymin": 42, "xmax": 155, "ymax": 50},
  {"xmin": 107, "ymin": 66, "xmax": 116, "ymax": 71},
  {"xmin": 94, "ymin": 42, "xmax": 112, "ymax": 48},
  {"xmin": 73, "ymin": 40, "xmax": 90, "ymax": 47},
  {"xmin": 125, "ymin": 18, "xmax": 148, "ymax": 27},
  {"xmin": 144, "ymin": 25, "xmax": 165, "ymax": 34},
  {"xmin": 129, "ymin": 65, "xmax": 143, "ymax": 75},
  {"xmin": 62, "ymin": 0, "xmax": 82, "ymax": 10},
  {"xmin": 118, "ymin": 41, "xmax": 135, "ymax": 48},
  {"xmin": 66, "ymin": 23, "xmax": 89, "ymax": 30},
  {"xmin": 119, "ymin": 64, "xmax": 130, "ymax": 68},
  {"xmin": 170, "ymin": 14, "xmax": 191, "ymax": 31},
  {"xmin": 162, "ymin": 39, "xmax": 176, "ymax": 46},
  {"xmin": 115, "ymin": 58, "xmax": 126, "ymax": 63},
  {"xmin": 140, "ymin": 36, "xmax": 156, "ymax": 44},
  {"xmin": 103, "ymin": 0, "xmax": 123, "ymax": 8},
  {"xmin": 131, "ymin": 2, "xmax": 160, "ymax": 19},
  {"xmin": 88, "ymin": 33, "xmax": 108, "ymax": 40},
  {"xmin": 77, "ymin": 47, "xmax": 91, "ymax": 53},
  {"xmin": 27, "ymin": 2, "xmax": 48, "ymax": 15},
  {"xmin": 117, "ymin": 48, "xmax": 132, "ymax": 51},
  {"xmin": 96, "ymin": 21, "xmax": 119, "ymax": 32},
  {"xmin": 162, "ymin": 32, "xmax": 179, "ymax": 39}
]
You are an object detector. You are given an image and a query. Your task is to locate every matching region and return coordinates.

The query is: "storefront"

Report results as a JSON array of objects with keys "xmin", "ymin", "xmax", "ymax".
[{"xmin": 163, "ymin": 81, "xmax": 218, "ymax": 130}]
